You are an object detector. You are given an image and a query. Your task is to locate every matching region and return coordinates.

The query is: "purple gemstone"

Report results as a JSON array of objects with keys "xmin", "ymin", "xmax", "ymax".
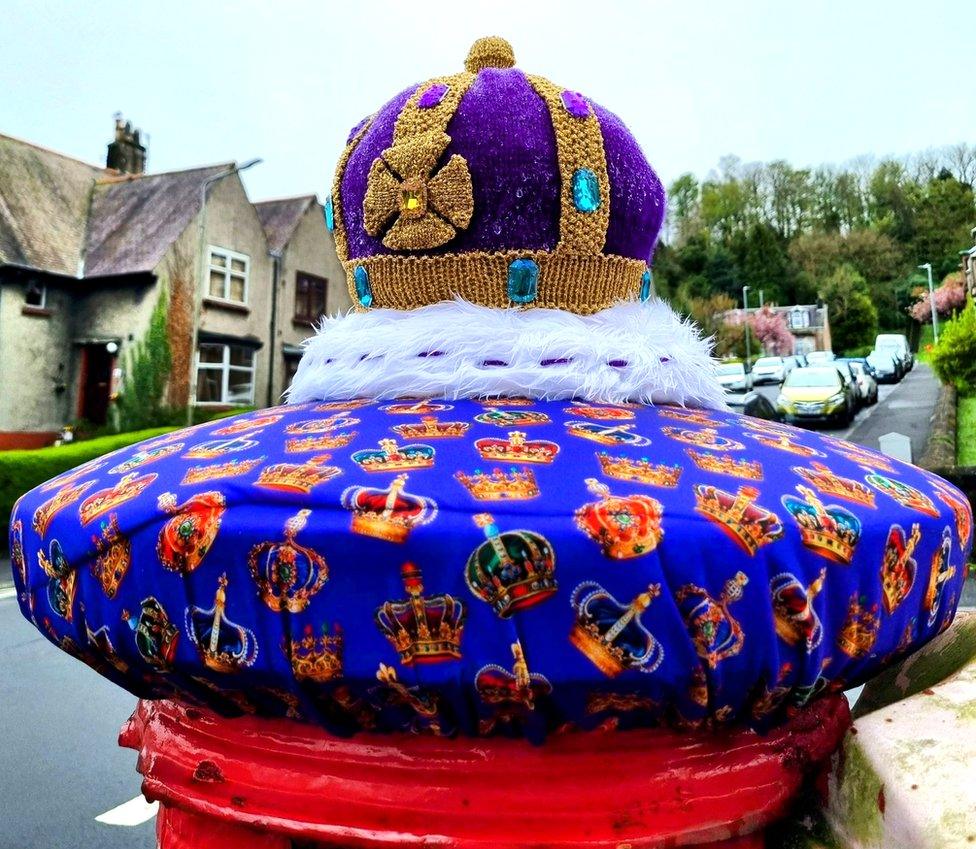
[
  {"xmin": 418, "ymin": 83, "xmax": 449, "ymax": 109},
  {"xmin": 560, "ymin": 89, "xmax": 589, "ymax": 119}
]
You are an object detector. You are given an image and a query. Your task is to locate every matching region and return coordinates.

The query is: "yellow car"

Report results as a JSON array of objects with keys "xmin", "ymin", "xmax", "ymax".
[{"xmin": 776, "ymin": 366, "xmax": 856, "ymax": 427}]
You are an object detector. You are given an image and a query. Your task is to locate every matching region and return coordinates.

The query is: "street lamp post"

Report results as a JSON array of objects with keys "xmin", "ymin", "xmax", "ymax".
[
  {"xmin": 186, "ymin": 158, "xmax": 263, "ymax": 425},
  {"xmin": 918, "ymin": 262, "xmax": 938, "ymax": 344},
  {"xmin": 742, "ymin": 285, "xmax": 751, "ymax": 367}
]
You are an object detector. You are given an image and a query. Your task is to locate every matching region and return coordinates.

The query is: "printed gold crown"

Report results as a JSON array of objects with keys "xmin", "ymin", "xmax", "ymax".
[
  {"xmin": 694, "ymin": 484, "xmax": 783, "ymax": 556},
  {"xmin": 287, "ymin": 623, "xmax": 344, "ymax": 683},
  {"xmin": 90, "ymin": 514, "xmax": 131, "ymax": 599},
  {"xmin": 475, "ymin": 431, "xmax": 559, "ymax": 464},
  {"xmin": 783, "ymin": 486, "xmax": 862, "ymax": 564},
  {"xmin": 455, "ymin": 467, "xmax": 540, "ymax": 501},
  {"xmin": 285, "ymin": 432, "xmax": 356, "ymax": 453},
  {"xmin": 255, "ymin": 454, "xmax": 342, "ymax": 493},
  {"xmin": 566, "ymin": 421, "xmax": 640, "ymax": 445},
  {"xmin": 392, "ymin": 416, "xmax": 470, "ymax": 439},
  {"xmin": 182, "ymin": 457, "xmax": 264, "ymax": 484},
  {"xmin": 351, "ymin": 438, "xmax": 436, "ymax": 472},
  {"xmin": 597, "ymin": 452, "xmax": 682, "ymax": 487},
  {"xmin": 794, "ymin": 462, "xmax": 875, "ymax": 507},
  {"xmin": 341, "ymin": 473, "xmax": 437, "ymax": 542},
  {"xmin": 32, "ymin": 480, "xmax": 95, "ymax": 536},
  {"xmin": 837, "ymin": 595, "xmax": 879, "ymax": 658},
  {"xmin": 686, "ymin": 449, "xmax": 762, "ymax": 480},
  {"xmin": 79, "ymin": 473, "xmax": 156, "ymax": 525}
]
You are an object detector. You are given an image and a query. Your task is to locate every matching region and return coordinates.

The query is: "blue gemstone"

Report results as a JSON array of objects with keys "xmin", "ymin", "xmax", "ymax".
[
  {"xmin": 572, "ymin": 168, "xmax": 601, "ymax": 213},
  {"xmin": 507, "ymin": 259, "xmax": 539, "ymax": 304},
  {"xmin": 354, "ymin": 265, "xmax": 373, "ymax": 307},
  {"xmin": 640, "ymin": 268, "xmax": 653, "ymax": 301},
  {"xmin": 324, "ymin": 196, "xmax": 335, "ymax": 232}
]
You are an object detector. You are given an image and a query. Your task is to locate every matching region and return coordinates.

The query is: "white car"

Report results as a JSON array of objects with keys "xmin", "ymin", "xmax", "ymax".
[
  {"xmin": 751, "ymin": 356, "xmax": 791, "ymax": 385},
  {"xmin": 805, "ymin": 350, "xmax": 835, "ymax": 365},
  {"xmin": 716, "ymin": 362, "xmax": 753, "ymax": 393}
]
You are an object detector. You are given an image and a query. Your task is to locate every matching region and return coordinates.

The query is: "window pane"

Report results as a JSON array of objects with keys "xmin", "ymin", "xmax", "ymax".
[
  {"xmin": 196, "ymin": 368, "xmax": 223, "ymax": 403},
  {"xmin": 311, "ymin": 280, "xmax": 326, "ymax": 316},
  {"xmin": 210, "ymin": 252, "xmax": 227, "ymax": 268},
  {"xmin": 229, "ymin": 275, "xmax": 245, "ymax": 302},
  {"xmin": 198, "ymin": 344, "xmax": 224, "ymax": 364},
  {"xmin": 227, "ymin": 373, "xmax": 254, "ymax": 404},
  {"xmin": 230, "ymin": 258, "xmax": 247, "ymax": 273},
  {"xmin": 228, "ymin": 346, "xmax": 253, "ymax": 367},
  {"xmin": 209, "ymin": 270, "xmax": 225, "ymax": 297},
  {"xmin": 26, "ymin": 282, "xmax": 45, "ymax": 307}
]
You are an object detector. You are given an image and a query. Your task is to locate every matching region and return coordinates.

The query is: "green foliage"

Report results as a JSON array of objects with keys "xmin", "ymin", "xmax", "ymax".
[
  {"xmin": 958, "ymin": 396, "xmax": 976, "ymax": 466},
  {"xmin": 1, "ymin": 427, "xmax": 175, "ymax": 550},
  {"xmin": 931, "ymin": 299, "xmax": 976, "ymax": 397},
  {"xmin": 663, "ymin": 146, "xmax": 975, "ymax": 339},
  {"xmin": 115, "ymin": 289, "xmax": 173, "ymax": 432},
  {"xmin": 820, "ymin": 265, "xmax": 879, "ymax": 353}
]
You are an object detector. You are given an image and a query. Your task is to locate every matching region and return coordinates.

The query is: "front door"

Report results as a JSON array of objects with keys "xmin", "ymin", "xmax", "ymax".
[{"xmin": 80, "ymin": 344, "xmax": 114, "ymax": 425}]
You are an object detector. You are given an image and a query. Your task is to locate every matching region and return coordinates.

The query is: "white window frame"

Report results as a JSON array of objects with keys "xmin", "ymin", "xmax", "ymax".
[
  {"xmin": 194, "ymin": 342, "xmax": 257, "ymax": 406},
  {"xmin": 206, "ymin": 245, "xmax": 250, "ymax": 305},
  {"xmin": 25, "ymin": 281, "xmax": 47, "ymax": 308}
]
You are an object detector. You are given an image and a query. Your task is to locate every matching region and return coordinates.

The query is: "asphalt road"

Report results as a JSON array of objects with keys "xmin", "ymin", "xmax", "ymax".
[{"xmin": 0, "ymin": 364, "xmax": 960, "ymax": 848}]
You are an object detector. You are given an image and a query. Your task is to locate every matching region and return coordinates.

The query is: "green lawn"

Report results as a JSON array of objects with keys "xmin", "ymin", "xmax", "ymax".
[
  {"xmin": 959, "ymin": 396, "xmax": 976, "ymax": 467},
  {"xmin": 917, "ymin": 323, "xmax": 936, "ymax": 365}
]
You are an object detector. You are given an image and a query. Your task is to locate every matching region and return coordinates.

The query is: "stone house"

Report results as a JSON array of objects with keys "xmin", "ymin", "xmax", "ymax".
[
  {"xmin": 722, "ymin": 303, "xmax": 832, "ymax": 356},
  {"xmin": 0, "ymin": 119, "xmax": 349, "ymax": 448}
]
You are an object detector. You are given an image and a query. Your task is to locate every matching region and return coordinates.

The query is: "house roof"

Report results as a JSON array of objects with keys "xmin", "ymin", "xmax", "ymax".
[
  {"xmin": 0, "ymin": 132, "xmax": 257, "ymax": 280},
  {"xmin": 254, "ymin": 195, "xmax": 316, "ymax": 253},
  {"xmin": 84, "ymin": 163, "xmax": 233, "ymax": 277},
  {"xmin": 0, "ymin": 133, "xmax": 102, "ymax": 276}
]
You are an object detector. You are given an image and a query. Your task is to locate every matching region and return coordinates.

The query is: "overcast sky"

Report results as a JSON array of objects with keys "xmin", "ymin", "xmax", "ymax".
[{"xmin": 2, "ymin": 0, "xmax": 972, "ymax": 203}]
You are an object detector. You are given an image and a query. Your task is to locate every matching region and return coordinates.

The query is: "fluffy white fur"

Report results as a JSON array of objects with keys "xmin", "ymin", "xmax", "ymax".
[{"xmin": 287, "ymin": 299, "xmax": 728, "ymax": 410}]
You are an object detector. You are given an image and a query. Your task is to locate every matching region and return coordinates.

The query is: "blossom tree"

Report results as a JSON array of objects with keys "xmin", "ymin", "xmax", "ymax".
[
  {"xmin": 750, "ymin": 306, "xmax": 794, "ymax": 355},
  {"xmin": 910, "ymin": 272, "xmax": 967, "ymax": 323}
]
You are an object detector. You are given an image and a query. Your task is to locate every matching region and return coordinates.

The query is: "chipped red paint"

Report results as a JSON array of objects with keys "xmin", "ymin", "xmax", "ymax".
[{"xmin": 121, "ymin": 695, "xmax": 850, "ymax": 849}]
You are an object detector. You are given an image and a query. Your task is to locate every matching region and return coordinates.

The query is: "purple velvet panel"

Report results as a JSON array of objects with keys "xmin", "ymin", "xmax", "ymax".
[
  {"xmin": 594, "ymin": 103, "xmax": 666, "ymax": 263},
  {"xmin": 342, "ymin": 84, "xmax": 419, "ymax": 260},
  {"xmin": 435, "ymin": 69, "xmax": 560, "ymax": 254}
]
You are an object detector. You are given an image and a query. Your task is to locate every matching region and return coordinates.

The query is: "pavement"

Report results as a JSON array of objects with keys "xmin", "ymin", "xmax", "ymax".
[{"xmin": 0, "ymin": 367, "xmax": 969, "ymax": 847}]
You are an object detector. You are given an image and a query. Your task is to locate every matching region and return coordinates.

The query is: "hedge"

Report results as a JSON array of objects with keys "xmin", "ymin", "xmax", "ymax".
[{"xmin": 2, "ymin": 427, "xmax": 176, "ymax": 552}]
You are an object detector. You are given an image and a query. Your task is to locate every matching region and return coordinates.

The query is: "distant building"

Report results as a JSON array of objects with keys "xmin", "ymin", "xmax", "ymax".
[
  {"xmin": 722, "ymin": 303, "xmax": 831, "ymax": 356},
  {"xmin": 962, "ymin": 226, "xmax": 976, "ymax": 299},
  {"xmin": 0, "ymin": 118, "xmax": 350, "ymax": 448}
]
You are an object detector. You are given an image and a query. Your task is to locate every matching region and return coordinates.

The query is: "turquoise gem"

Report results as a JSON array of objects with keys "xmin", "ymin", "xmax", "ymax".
[
  {"xmin": 354, "ymin": 265, "xmax": 373, "ymax": 307},
  {"xmin": 507, "ymin": 259, "xmax": 539, "ymax": 304},
  {"xmin": 324, "ymin": 196, "xmax": 335, "ymax": 231},
  {"xmin": 640, "ymin": 268, "xmax": 653, "ymax": 301},
  {"xmin": 572, "ymin": 168, "xmax": 601, "ymax": 213}
]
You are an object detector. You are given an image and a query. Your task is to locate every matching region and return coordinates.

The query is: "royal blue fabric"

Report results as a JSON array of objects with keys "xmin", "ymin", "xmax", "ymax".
[{"xmin": 9, "ymin": 399, "xmax": 972, "ymax": 740}]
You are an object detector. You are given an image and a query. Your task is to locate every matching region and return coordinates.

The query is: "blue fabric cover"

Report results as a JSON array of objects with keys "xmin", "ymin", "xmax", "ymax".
[{"xmin": 9, "ymin": 399, "xmax": 972, "ymax": 740}]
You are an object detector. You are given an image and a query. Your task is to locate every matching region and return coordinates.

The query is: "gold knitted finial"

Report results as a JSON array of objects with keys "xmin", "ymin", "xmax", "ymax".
[{"xmin": 465, "ymin": 36, "xmax": 515, "ymax": 73}]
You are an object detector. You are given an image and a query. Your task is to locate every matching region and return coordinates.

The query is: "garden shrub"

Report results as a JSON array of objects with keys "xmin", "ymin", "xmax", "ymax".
[
  {"xmin": 930, "ymin": 299, "xmax": 976, "ymax": 396},
  {"xmin": 2, "ymin": 427, "xmax": 175, "ymax": 552}
]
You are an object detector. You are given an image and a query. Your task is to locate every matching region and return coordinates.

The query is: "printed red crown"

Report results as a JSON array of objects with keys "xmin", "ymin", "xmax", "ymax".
[
  {"xmin": 694, "ymin": 484, "xmax": 783, "ymax": 556},
  {"xmin": 475, "ymin": 431, "xmax": 559, "ymax": 464}
]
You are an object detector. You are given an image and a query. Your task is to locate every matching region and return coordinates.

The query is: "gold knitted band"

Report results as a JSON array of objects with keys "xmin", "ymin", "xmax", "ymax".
[
  {"xmin": 343, "ymin": 251, "xmax": 645, "ymax": 315},
  {"xmin": 331, "ymin": 117, "xmax": 375, "ymax": 263},
  {"xmin": 526, "ymin": 74, "xmax": 610, "ymax": 255},
  {"xmin": 394, "ymin": 73, "xmax": 475, "ymax": 141}
]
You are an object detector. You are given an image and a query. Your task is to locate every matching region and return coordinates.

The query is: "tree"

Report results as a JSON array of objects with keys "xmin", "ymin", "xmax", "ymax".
[
  {"xmin": 909, "ymin": 272, "xmax": 968, "ymax": 323},
  {"xmin": 930, "ymin": 298, "xmax": 976, "ymax": 395},
  {"xmin": 115, "ymin": 290, "xmax": 174, "ymax": 431},
  {"xmin": 751, "ymin": 306, "xmax": 794, "ymax": 355},
  {"xmin": 911, "ymin": 175, "xmax": 976, "ymax": 278},
  {"xmin": 819, "ymin": 265, "xmax": 878, "ymax": 354}
]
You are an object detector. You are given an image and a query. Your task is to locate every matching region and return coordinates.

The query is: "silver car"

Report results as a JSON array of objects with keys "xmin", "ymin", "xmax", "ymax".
[{"xmin": 716, "ymin": 362, "xmax": 753, "ymax": 393}]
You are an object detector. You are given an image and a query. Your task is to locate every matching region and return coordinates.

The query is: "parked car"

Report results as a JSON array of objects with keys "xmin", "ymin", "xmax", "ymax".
[
  {"xmin": 866, "ymin": 349, "xmax": 901, "ymax": 383},
  {"xmin": 875, "ymin": 333, "xmax": 913, "ymax": 373},
  {"xmin": 834, "ymin": 360, "xmax": 864, "ymax": 408},
  {"xmin": 751, "ymin": 356, "xmax": 791, "ymax": 385},
  {"xmin": 805, "ymin": 350, "xmax": 835, "ymax": 365},
  {"xmin": 726, "ymin": 390, "xmax": 785, "ymax": 422},
  {"xmin": 848, "ymin": 360, "xmax": 879, "ymax": 405},
  {"xmin": 716, "ymin": 362, "xmax": 753, "ymax": 393},
  {"xmin": 776, "ymin": 366, "xmax": 856, "ymax": 427}
]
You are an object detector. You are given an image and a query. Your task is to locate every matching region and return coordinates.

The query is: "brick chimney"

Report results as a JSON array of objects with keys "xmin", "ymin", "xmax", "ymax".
[{"xmin": 106, "ymin": 114, "xmax": 147, "ymax": 175}]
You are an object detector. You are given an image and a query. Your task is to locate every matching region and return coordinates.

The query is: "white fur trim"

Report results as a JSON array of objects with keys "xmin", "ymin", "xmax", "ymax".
[{"xmin": 286, "ymin": 299, "xmax": 728, "ymax": 411}]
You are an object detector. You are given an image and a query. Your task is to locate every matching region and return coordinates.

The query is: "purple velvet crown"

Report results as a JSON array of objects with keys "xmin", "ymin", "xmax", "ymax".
[{"xmin": 328, "ymin": 36, "xmax": 667, "ymax": 314}]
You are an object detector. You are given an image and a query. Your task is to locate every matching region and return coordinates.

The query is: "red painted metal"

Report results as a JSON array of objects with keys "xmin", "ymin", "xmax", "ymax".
[{"xmin": 121, "ymin": 695, "xmax": 850, "ymax": 849}]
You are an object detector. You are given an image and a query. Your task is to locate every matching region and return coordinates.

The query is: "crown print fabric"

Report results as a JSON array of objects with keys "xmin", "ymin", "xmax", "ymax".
[{"xmin": 10, "ymin": 399, "xmax": 972, "ymax": 740}]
